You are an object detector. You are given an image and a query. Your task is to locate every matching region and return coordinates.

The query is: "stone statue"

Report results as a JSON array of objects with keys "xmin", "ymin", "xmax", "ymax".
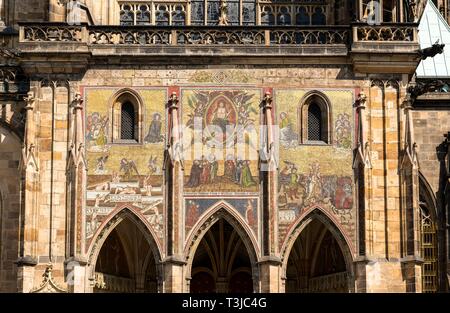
[{"xmin": 218, "ymin": 0, "xmax": 229, "ymax": 26}]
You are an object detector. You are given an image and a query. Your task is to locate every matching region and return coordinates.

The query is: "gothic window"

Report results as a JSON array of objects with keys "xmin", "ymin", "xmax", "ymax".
[
  {"xmin": 112, "ymin": 91, "xmax": 141, "ymax": 144},
  {"xmin": 299, "ymin": 92, "xmax": 331, "ymax": 144},
  {"xmin": 308, "ymin": 103, "xmax": 322, "ymax": 141},
  {"xmin": 419, "ymin": 177, "xmax": 439, "ymax": 293},
  {"xmin": 243, "ymin": 0, "xmax": 256, "ymax": 25},
  {"xmin": 118, "ymin": 1, "xmax": 333, "ymax": 26},
  {"xmin": 277, "ymin": 7, "xmax": 291, "ymax": 25},
  {"xmin": 311, "ymin": 7, "xmax": 326, "ymax": 25},
  {"xmin": 136, "ymin": 5, "xmax": 151, "ymax": 25},
  {"xmin": 155, "ymin": 5, "xmax": 170, "ymax": 26},
  {"xmin": 120, "ymin": 5, "xmax": 134, "ymax": 26},
  {"xmin": 420, "ymin": 202, "xmax": 438, "ymax": 292},
  {"xmin": 261, "ymin": 7, "xmax": 275, "ymax": 25},
  {"xmin": 121, "ymin": 102, "xmax": 136, "ymax": 140},
  {"xmin": 296, "ymin": 7, "xmax": 310, "ymax": 25},
  {"xmin": 207, "ymin": 0, "xmax": 221, "ymax": 25},
  {"xmin": 383, "ymin": 0, "xmax": 395, "ymax": 22},
  {"xmin": 191, "ymin": 0, "xmax": 205, "ymax": 25},
  {"xmin": 120, "ymin": 3, "xmax": 186, "ymax": 26},
  {"xmin": 172, "ymin": 5, "xmax": 186, "ymax": 26}
]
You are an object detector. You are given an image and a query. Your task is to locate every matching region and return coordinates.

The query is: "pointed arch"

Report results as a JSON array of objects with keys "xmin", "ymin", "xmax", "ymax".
[
  {"xmin": 109, "ymin": 88, "xmax": 144, "ymax": 144},
  {"xmin": 298, "ymin": 90, "xmax": 332, "ymax": 144},
  {"xmin": 418, "ymin": 172, "xmax": 438, "ymax": 222},
  {"xmin": 418, "ymin": 172, "xmax": 440, "ymax": 292},
  {"xmin": 87, "ymin": 205, "xmax": 163, "ymax": 281},
  {"xmin": 281, "ymin": 207, "xmax": 354, "ymax": 282},
  {"xmin": 184, "ymin": 202, "xmax": 260, "ymax": 289}
]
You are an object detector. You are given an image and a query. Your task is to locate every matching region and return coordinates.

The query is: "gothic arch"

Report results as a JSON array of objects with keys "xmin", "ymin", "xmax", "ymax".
[
  {"xmin": 418, "ymin": 172, "xmax": 438, "ymax": 222},
  {"xmin": 281, "ymin": 207, "xmax": 355, "ymax": 289},
  {"xmin": 418, "ymin": 172, "xmax": 440, "ymax": 292},
  {"xmin": 184, "ymin": 202, "xmax": 260, "ymax": 291},
  {"xmin": 87, "ymin": 205, "xmax": 163, "ymax": 289},
  {"xmin": 298, "ymin": 90, "xmax": 332, "ymax": 144},
  {"xmin": 108, "ymin": 88, "xmax": 144, "ymax": 143}
]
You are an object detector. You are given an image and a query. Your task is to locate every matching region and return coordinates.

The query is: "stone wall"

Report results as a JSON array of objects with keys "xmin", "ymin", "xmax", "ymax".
[
  {"xmin": 0, "ymin": 125, "xmax": 21, "ymax": 292},
  {"xmin": 412, "ymin": 109, "xmax": 450, "ymax": 193}
]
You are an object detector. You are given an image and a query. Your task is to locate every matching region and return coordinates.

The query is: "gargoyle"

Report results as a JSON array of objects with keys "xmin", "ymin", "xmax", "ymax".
[
  {"xmin": 418, "ymin": 40, "xmax": 445, "ymax": 60},
  {"xmin": 407, "ymin": 80, "xmax": 447, "ymax": 99}
]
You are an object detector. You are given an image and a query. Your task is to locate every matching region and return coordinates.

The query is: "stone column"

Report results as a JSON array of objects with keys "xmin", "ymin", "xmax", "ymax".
[
  {"xmin": 65, "ymin": 92, "xmax": 87, "ymax": 293},
  {"xmin": 353, "ymin": 91, "xmax": 373, "ymax": 293},
  {"xmin": 259, "ymin": 91, "xmax": 281, "ymax": 292},
  {"xmin": 399, "ymin": 94, "xmax": 423, "ymax": 293},
  {"xmin": 16, "ymin": 91, "xmax": 39, "ymax": 292},
  {"xmin": 356, "ymin": 79, "xmax": 422, "ymax": 292},
  {"xmin": 162, "ymin": 92, "xmax": 186, "ymax": 293}
]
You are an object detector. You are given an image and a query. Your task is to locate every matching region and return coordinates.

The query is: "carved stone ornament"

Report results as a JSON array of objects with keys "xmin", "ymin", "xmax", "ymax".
[
  {"xmin": 417, "ymin": 40, "xmax": 445, "ymax": 60},
  {"xmin": 30, "ymin": 263, "xmax": 67, "ymax": 293}
]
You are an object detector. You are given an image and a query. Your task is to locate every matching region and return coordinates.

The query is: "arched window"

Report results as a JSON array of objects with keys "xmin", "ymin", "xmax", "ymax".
[
  {"xmin": 308, "ymin": 103, "xmax": 322, "ymax": 141},
  {"xmin": 420, "ymin": 202, "xmax": 438, "ymax": 293},
  {"xmin": 136, "ymin": 5, "xmax": 151, "ymax": 25},
  {"xmin": 111, "ymin": 90, "xmax": 142, "ymax": 144},
  {"xmin": 419, "ymin": 176, "xmax": 439, "ymax": 293},
  {"xmin": 311, "ymin": 7, "xmax": 326, "ymax": 25},
  {"xmin": 120, "ymin": 5, "xmax": 134, "ymax": 26},
  {"xmin": 300, "ymin": 92, "xmax": 331, "ymax": 144},
  {"xmin": 121, "ymin": 102, "xmax": 136, "ymax": 140}
]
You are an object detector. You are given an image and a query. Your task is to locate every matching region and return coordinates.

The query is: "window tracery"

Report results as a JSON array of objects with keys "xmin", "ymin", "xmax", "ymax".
[{"xmin": 119, "ymin": 1, "xmax": 331, "ymax": 26}]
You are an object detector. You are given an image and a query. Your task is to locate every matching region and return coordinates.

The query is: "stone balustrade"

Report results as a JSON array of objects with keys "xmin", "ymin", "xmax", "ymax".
[
  {"xmin": 19, "ymin": 23, "xmax": 353, "ymax": 46},
  {"xmin": 353, "ymin": 23, "xmax": 417, "ymax": 42}
]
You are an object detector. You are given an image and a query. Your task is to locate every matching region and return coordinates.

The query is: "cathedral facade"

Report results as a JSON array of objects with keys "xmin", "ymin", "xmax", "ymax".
[{"xmin": 0, "ymin": 0, "xmax": 448, "ymax": 293}]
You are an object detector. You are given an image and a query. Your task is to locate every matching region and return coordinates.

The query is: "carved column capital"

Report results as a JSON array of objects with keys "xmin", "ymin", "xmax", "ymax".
[
  {"xmin": 355, "ymin": 92, "xmax": 367, "ymax": 110},
  {"xmin": 262, "ymin": 91, "xmax": 273, "ymax": 110},
  {"xmin": 168, "ymin": 92, "xmax": 179, "ymax": 110},
  {"xmin": 402, "ymin": 93, "xmax": 414, "ymax": 111}
]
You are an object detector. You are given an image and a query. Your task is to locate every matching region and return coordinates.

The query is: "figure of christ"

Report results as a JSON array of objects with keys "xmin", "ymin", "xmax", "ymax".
[{"xmin": 212, "ymin": 101, "xmax": 231, "ymax": 134}]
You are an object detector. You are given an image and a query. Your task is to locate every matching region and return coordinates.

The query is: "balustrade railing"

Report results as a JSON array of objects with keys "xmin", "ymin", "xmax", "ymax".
[
  {"xmin": 20, "ymin": 23, "xmax": 351, "ymax": 46},
  {"xmin": 17, "ymin": 22, "xmax": 418, "ymax": 48},
  {"xmin": 353, "ymin": 23, "xmax": 417, "ymax": 42}
]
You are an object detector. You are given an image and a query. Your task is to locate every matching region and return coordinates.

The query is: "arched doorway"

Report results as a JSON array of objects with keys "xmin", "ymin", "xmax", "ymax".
[
  {"xmin": 93, "ymin": 217, "xmax": 159, "ymax": 293},
  {"xmin": 285, "ymin": 217, "xmax": 351, "ymax": 293},
  {"xmin": 190, "ymin": 218, "xmax": 254, "ymax": 293}
]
